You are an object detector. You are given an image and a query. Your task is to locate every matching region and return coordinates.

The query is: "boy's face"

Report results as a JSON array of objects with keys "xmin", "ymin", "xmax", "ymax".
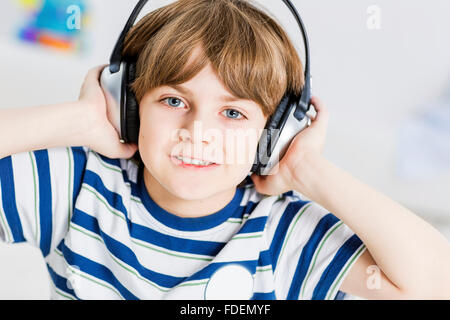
[{"xmin": 138, "ymin": 60, "xmax": 268, "ymax": 201}]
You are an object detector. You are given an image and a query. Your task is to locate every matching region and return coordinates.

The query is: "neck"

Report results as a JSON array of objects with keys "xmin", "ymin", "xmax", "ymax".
[{"xmin": 143, "ymin": 168, "xmax": 237, "ymax": 218}]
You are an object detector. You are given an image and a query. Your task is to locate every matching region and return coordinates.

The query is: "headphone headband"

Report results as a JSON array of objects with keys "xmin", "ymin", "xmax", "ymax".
[
  {"xmin": 108, "ymin": 0, "xmax": 310, "ymax": 80},
  {"xmin": 109, "ymin": 0, "xmax": 149, "ymax": 73}
]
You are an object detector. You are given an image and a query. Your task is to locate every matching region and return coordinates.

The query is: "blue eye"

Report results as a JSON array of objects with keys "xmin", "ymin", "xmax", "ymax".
[
  {"xmin": 162, "ymin": 97, "xmax": 185, "ymax": 108},
  {"xmin": 160, "ymin": 97, "xmax": 246, "ymax": 121},
  {"xmin": 222, "ymin": 109, "xmax": 245, "ymax": 120}
]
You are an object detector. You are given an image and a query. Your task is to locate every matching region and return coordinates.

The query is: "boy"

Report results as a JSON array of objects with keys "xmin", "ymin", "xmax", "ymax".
[{"xmin": 1, "ymin": 0, "xmax": 449, "ymax": 300}]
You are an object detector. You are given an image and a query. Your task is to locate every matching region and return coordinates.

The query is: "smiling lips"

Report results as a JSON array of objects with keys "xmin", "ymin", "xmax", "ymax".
[
  {"xmin": 170, "ymin": 155, "xmax": 220, "ymax": 170},
  {"xmin": 174, "ymin": 155, "xmax": 216, "ymax": 165}
]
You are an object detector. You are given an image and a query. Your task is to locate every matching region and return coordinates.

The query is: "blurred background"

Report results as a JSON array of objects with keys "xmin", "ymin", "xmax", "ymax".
[{"xmin": 0, "ymin": 0, "xmax": 449, "ymax": 299}]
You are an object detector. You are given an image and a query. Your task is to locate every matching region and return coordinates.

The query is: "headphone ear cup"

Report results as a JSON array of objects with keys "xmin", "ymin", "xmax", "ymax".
[
  {"xmin": 251, "ymin": 93, "xmax": 292, "ymax": 174},
  {"xmin": 125, "ymin": 61, "xmax": 140, "ymax": 143}
]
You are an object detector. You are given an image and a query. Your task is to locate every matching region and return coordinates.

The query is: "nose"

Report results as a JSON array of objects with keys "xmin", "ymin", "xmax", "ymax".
[
  {"xmin": 171, "ymin": 114, "xmax": 220, "ymax": 162},
  {"xmin": 178, "ymin": 118, "xmax": 213, "ymax": 145},
  {"xmin": 169, "ymin": 107, "xmax": 226, "ymax": 164},
  {"xmin": 179, "ymin": 104, "xmax": 222, "ymax": 144}
]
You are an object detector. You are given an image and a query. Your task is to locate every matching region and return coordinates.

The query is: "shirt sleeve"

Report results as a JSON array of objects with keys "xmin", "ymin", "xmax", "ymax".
[
  {"xmin": 268, "ymin": 192, "xmax": 367, "ymax": 300},
  {"xmin": 0, "ymin": 146, "xmax": 89, "ymax": 258}
]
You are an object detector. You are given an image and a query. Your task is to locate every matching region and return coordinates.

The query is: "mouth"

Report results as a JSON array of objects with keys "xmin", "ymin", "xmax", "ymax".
[{"xmin": 170, "ymin": 155, "xmax": 221, "ymax": 170}]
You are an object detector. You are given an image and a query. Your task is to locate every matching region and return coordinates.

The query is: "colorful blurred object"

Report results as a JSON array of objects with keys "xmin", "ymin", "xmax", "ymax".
[
  {"xmin": 16, "ymin": 0, "xmax": 89, "ymax": 53},
  {"xmin": 17, "ymin": 0, "xmax": 40, "ymax": 10}
]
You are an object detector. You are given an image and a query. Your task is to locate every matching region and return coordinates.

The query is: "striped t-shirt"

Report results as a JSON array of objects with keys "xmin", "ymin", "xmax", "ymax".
[{"xmin": 0, "ymin": 146, "xmax": 366, "ymax": 300}]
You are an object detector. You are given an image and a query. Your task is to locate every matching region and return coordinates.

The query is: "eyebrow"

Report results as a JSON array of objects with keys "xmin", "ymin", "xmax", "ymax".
[{"xmin": 167, "ymin": 84, "xmax": 246, "ymax": 103}]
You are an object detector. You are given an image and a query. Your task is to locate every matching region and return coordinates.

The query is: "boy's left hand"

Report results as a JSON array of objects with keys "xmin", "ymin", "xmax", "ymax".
[{"xmin": 250, "ymin": 96, "xmax": 329, "ymax": 196}]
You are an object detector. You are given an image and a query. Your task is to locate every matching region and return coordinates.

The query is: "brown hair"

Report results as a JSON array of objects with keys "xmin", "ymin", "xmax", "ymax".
[{"xmin": 122, "ymin": 0, "xmax": 305, "ymax": 167}]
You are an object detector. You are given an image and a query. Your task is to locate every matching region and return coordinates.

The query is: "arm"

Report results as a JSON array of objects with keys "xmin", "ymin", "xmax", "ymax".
[
  {"xmin": 251, "ymin": 96, "xmax": 450, "ymax": 299},
  {"xmin": 0, "ymin": 101, "xmax": 90, "ymax": 159},
  {"xmin": 295, "ymin": 153, "xmax": 450, "ymax": 299},
  {"xmin": 0, "ymin": 66, "xmax": 138, "ymax": 160}
]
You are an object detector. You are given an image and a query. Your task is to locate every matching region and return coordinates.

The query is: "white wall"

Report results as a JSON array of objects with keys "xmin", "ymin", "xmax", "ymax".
[{"xmin": 0, "ymin": 0, "xmax": 449, "ymax": 299}]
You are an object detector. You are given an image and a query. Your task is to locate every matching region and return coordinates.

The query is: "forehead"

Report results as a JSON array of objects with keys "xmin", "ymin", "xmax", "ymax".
[
  {"xmin": 157, "ymin": 64, "xmax": 261, "ymax": 109},
  {"xmin": 161, "ymin": 83, "xmax": 248, "ymax": 104},
  {"xmin": 166, "ymin": 62, "xmax": 234, "ymax": 96}
]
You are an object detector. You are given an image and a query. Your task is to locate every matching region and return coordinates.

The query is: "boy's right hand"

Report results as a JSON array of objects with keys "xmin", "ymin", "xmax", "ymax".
[{"xmin": 78, "ymin": 65, "xmax": 138, "ymax": 159}]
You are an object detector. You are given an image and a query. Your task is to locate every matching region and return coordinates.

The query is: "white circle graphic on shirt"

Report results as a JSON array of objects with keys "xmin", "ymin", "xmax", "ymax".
[
  {"xmin": 66, "ymin": 265, "xmax": 82, "ymax": 291},
  {"xmin": 205, "ymin": 264, "xmax": 254, "ymax": 300}
]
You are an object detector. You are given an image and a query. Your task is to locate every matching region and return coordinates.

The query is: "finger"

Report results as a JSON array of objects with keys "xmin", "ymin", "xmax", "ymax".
[
  {"xmin": 310, "ymin": 96, "xmax": 329, "ymax": 120},
  {"xmin": 86, "ymin": 65, "xmax": 108, "ymax": 84},
  {"xmin": 115, "ymin": 142, "xmax": 139, "ymax": 159},
  {"xmin": 309, "ymin": 96, "xmax": 329, "ymax": 130},
  {"xmin": 250, "ymin": 174, "xmax": 270, "ymax": 194},
  {"xmin": 79, "ymin": 65, "xmax": 108, "ymax": 100}
]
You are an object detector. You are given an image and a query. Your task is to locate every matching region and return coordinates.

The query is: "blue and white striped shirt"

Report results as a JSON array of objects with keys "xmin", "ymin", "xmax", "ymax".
[{"xmin": 0, "ymin": 146, "xmax": 366, "ymax": 300}]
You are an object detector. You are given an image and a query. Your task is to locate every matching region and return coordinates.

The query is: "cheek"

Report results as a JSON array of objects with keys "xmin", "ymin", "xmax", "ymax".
[
  {"xmin": 138, "ymin": 116, "xmax": 172, "ymax": 160},
  {"xmin": 222, "ymin": 129, "xmax": 261, "ymax": 166}
]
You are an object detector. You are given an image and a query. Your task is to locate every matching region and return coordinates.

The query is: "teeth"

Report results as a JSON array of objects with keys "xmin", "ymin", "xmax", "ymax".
[{"xmin": 175, "ymin": 156, "xmax": 213, "ymax": 166}]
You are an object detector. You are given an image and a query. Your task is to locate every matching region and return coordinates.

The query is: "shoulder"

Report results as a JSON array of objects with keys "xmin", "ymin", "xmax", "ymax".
[
  {"xmin": 72, "ymin": 149, "xmax": 141, "ymax": 221},
  {"xmin": 265, "ymin": 189, "xmax": 331, "ymax": 232},
  {"xmin": 32, "ymin": 146, "xmax": 140, "ymax": 187},
  {"xmin": 259, "ymin": 189, "xmax": 366, "ymax": 300},
  {"xmin": 239, "ymin": 175, "xmax": 340, "ymax": 226},
  {"xmin": 83, "ymin": 148, "xmax": 140, "ymax": 185},
  {"xmin": 1, "ymin": 145, "xmax": 89, "ymax": 163},
  {"xmin": 238, "ymin": 175, "xmax": 324, "ymax": 222}
]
